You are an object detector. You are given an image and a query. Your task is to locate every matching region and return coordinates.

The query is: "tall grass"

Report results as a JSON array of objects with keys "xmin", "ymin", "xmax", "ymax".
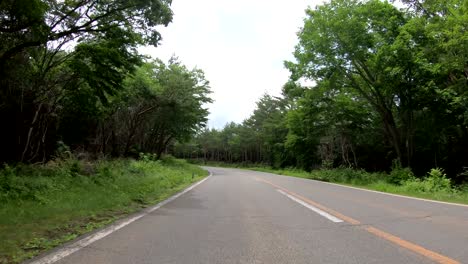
[{"xmin": 0, "ymin": 157, "xmax": 207, "ymax": 264}]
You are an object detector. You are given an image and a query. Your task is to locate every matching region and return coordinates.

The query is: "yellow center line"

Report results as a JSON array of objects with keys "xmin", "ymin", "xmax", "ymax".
[{"xmin": 255, "ymin": 177, "xmax": 460, "ymax": 264}]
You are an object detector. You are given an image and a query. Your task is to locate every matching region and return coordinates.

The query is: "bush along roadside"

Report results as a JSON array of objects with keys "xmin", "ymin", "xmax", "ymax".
[
  {"xmin": 247, "ymin": 166, "xmax": 468, "ymax": 205},
  {"xmin": 0, "ymin": 156, "xmax": 208, "ymax": 264}
]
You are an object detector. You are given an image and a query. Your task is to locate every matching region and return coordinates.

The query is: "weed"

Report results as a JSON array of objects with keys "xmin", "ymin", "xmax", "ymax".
[{"xmin": 0, "ymin": 158, "xmax": 207, "ymax": 264}]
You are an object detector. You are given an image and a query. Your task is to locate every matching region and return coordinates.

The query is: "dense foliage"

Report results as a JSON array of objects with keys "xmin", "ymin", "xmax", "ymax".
[
  {"xmin": 0, "ymin": 157, "xmax": 207, "ymax": 263},
  {"xmin": 175, "ymin": 0, "xmax": 468, "ymax": 182},
  {"xmin": 0, "ymin": 0, "xmax": 212, "ymax": 163}
]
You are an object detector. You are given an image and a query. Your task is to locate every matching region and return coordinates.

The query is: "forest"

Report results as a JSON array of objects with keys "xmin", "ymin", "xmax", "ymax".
[
  {"xmin": 0, "ymin": 0, "xmax": 211, "ymax": 164},
  {"xmin": 0, "ymin": 1, "xmax": 215, "ymax": 262},
  {"xmin": 1, "ymin": 0, "xmax": 467, "ymax": 262},
  {"xmin": 174, "ymin": 0, "xmax": 468, "ymax": 183}
]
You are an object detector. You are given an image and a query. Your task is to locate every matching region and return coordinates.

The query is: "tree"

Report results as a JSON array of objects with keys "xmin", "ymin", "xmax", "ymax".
[
  {"xmin": 0, "ymin": 0, "xmax": 173, "ymax": 162},
  {"xmin": 284, "ymin": 0, "xmax": 468, "ymax": 175},
  {"xmin": 98, "ymin": 58, "xmax": 212, "ymax": 158},
  {"xmin": 0, "ymin": 0, "xmax": 172, "ymax": 68},
  {"xmin": 287, "ymin": 0, "xmax": 428, "ymax": 166},
  {"xmin": 244, "ymin": 94, "xmax": 290, "ymax": 167},
  {"xmin": 285, "ymin": 81, "xmax": 387, "ymax": 170}
]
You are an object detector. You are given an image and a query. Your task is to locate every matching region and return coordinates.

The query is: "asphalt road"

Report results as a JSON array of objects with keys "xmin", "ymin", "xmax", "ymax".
[{"xmin": 40, "ymin": 167, "xmax": 468, "ymax": 264}]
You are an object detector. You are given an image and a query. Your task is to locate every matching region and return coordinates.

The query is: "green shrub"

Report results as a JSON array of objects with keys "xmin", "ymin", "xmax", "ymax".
[
  {"xmin": 69, "ymin": 160, "xmax": 82, "ymax": 177},
  {"xmin": 388, "ymin": 167, "xmax": 415, "ymax": 185},
  {"xmin": 0, "ymin": 157, "xmax": 208, "ymax": 263},
  {"xmin": 321, "ymin": 159, "xmax": 333, "ymax": 169},
  {"xmin": 307, "ymin": 168, "xmax": 384, "ymax": 186},
  {"xmin": 139, "ymin": 152, "xmax": 158, "ymax": 162},
  {"xmin": 401, "ymin": 178, "xmax": 426, "ymax": 193},
  {"xmin": 403, "ymin": 168, "xmax": 453, "ymax": 193},
  {"xmin": 248, "ymin": 166, "xmax": 467, "ymax": 205},
  {"xmin": 0, "ymin": 164, "xmax": 62, "ymax": 203},
  {"xmin": 425, "ymin": 168, "xmax": 452, "ymax": 192},
  {"xmin": 459, "ymin": 184, "xmax": 468, "ymax": 193},
  {"xmin": 388, "ymin": 161, "xmax": 415, "ymax": 185}
]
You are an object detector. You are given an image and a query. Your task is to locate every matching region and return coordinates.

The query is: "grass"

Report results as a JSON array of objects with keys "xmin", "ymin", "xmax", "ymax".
[
  {"xmin": 197, "ymin": 161, "xmax": 468, "ymax": 205},
  {"xmin": 189, "ymin": 159, "xmax": 266, "ymax": 168},
  {"xmin": 0, "ymin": 156, "xmax": 208, "ymax": 264},
  {"xmin": 250, "ymin": 167, "xmax": 468, "ymax": 205}
]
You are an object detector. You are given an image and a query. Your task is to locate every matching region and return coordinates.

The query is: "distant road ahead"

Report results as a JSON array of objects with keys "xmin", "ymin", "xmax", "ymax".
[{"xmin": 43, "ymin": 167, "xmax": 468, "ymax": 264}]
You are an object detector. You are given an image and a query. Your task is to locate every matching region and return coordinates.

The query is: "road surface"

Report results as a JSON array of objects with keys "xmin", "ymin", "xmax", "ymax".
[{"xmin": 36, "ymin": 167, "xmax": 468, "ymax": 264}]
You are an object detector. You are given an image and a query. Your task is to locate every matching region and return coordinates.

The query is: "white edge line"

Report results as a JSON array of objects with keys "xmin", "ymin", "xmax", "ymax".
[
  {"xmin": 253, "ymin": 169, "xmax": 468, "ymax": 208},
  {"xmin": 302, "ymin": 177, "xmax": 468, "ymax": 208},
  {"xmin": 29, "ymin": 171, "xmax": 213, "ymax": 264},
  {"xmin": 276, "ymin": 189, "xmax": 343, "ymax": 223}
]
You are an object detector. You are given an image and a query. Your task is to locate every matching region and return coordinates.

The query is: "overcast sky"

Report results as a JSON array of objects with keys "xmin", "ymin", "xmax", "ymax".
[{"xmin": 140, "ymin": 0, "xmax": 324, "ymax": 128}]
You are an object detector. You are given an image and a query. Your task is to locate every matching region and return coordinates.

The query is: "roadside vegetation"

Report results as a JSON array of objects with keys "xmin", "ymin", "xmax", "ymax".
[
  {"xmin": 1, "ymin": 0, "xmax": 467, "ymax": 262},
  {"xmin": 194, "ymin": 160, "xmax": 468, "ymax": 205},
  {"xmin": 1, "ymin": 0, "xmax": 211, "ymax": 164},
  {"xmin": 0, "ymin": 156, "xmax": 207, "ymax": 264},
  {"xmin": 251, "ymin": 166, "xmax": 468, "ymax": 205},
  {"xmin": 176, "ymin": 0, "xmax": 468, "ymax": 198},
  {"xmin": 0, "ymin": 2, "xmax": 212, "ymax": 262}
]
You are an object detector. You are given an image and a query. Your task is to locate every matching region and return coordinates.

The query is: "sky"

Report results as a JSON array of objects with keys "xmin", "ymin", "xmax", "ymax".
[{"xmin": 140, "ymin": 0, "xmax": 325, "ymax": 128}]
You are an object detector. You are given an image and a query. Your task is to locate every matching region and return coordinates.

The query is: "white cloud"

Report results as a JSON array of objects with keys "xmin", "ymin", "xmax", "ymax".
[{"xmin": 140, "ymin": 0, "xmax": 324, "ymax": 128}]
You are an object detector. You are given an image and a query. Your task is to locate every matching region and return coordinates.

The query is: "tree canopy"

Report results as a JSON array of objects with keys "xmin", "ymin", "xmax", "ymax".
[
  {"xmin": 0, "ymin": 0, "xmax": 212, "ymax": 163},
  {"xmin": 176, "ymin": 0, "xmax": 468, "ymax": 182}
]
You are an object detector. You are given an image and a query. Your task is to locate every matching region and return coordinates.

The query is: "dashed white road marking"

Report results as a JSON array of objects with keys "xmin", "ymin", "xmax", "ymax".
[{"xmin": 277, "ymin": 189, "xmax": 343, "ymax": 223}]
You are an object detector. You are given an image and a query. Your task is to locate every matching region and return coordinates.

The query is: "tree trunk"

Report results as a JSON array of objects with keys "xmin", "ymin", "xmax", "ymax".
[{"xmin": 379, "ymin": 106, "xmax": 404, "ymax": 166}]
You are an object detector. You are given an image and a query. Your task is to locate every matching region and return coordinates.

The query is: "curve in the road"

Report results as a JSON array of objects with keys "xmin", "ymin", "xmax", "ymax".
[{"xmin": 256, "ymin": 176, "xmax": 460, "ymax": 264}]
